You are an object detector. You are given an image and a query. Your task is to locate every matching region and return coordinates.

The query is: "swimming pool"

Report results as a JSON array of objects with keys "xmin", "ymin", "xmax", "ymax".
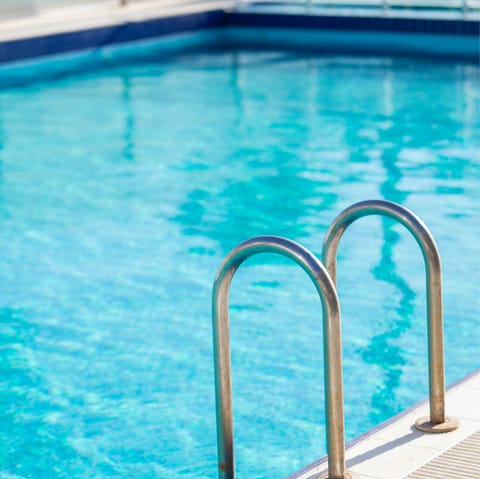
[{"xmin": 0, "ymin": 31, "xmax": 479, "ymax": 479}]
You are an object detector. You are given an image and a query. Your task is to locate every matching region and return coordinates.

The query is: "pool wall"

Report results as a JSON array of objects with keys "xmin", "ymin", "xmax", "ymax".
[{"xmin": 0, "ymin": 8, "xmax": 479, "ymax": 64}]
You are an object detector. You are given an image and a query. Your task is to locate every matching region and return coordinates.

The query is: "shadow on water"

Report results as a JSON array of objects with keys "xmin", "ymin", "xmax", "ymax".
[{"xmin": 0, "ymin": 307, "xmax": 89, "ymax": 478}]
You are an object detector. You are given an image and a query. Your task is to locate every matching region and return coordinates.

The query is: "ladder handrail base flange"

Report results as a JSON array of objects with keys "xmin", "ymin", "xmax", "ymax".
[
  {"xmin": 414, "ymin": 416, "xmax": 460, "ymax": 433},
  {"xmin": 318, "ymin": 469, "xmax": 360, "ymax": 479}
]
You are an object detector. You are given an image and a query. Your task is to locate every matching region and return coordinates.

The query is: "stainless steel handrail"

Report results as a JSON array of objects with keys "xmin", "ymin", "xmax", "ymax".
[
  {"xmin": 212, "ymin": 235, "xmax": 356, "ymax": 479},
  {"xmin": 322, "ymin": 199, "xmax": 458, "ymax": 433}
]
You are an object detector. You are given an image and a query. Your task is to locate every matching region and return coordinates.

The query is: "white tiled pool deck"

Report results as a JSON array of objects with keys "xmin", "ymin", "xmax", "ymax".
[
  {"xmin": 0, "ymin": 0, "xmax": 233, "ymax": 43},
  {"xmin": 289, "ymin": 369, "xmax": 480, "ymax": 479}
]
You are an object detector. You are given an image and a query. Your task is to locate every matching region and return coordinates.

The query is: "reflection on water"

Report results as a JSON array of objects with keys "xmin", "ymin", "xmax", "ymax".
[
  {"xmin": 121, "ymin": 75, "xmax": 135, "ymax": 162},
  {"xmin": 360, "ymin": 69, "xmax": 416, "ymax": 423},
  {"xmin": 174, "ymin": 159, "xmax": 338, "ymax": 251},
  {"xmin": 364, "ymin": 223, "xmax": 416, "ymax": 422},
  {"xmin": 173, "ymin": 52, "xmax": 339, "ymax": 252}
]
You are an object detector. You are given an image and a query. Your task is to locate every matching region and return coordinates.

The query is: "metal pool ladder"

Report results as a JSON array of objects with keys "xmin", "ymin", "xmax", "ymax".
[
  {"xmin": 211, "ymin": 200, "xmax": 459, "ymax": 479},
  {"xmin": 322, "ymin": 199, "xmax": 459, "ymax": 433},
  {"xmin": 212, "ymin": 235, "xmax": 356, "ymax": 479}
]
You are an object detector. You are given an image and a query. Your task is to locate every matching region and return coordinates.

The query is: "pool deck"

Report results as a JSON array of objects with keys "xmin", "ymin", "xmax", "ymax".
[
  {"xmin": 0, "ymin": 0, "xmax": 232, "ymax": 43},
  {"xmin": 237, "ymin": 2, "xmax": 480, "ymax": 20},
  {"xmin": 288, "ymin": 369, "xmax": 480, "ymax": 479}
]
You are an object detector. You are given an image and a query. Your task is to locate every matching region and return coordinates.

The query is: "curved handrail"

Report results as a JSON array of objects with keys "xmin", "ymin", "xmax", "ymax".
[
  {"xmin": 212, "ymin": 235, "xmax": 351, "ymax": 479},
  {"xmin": 322, "ymin": 199, "xmax": 458, "ymax": 432}
]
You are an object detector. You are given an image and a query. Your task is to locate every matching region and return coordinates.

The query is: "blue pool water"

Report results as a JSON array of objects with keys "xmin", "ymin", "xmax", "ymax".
[{"xmin": 0, "ymin": 31, "xmax": 479, "ymax": 479}]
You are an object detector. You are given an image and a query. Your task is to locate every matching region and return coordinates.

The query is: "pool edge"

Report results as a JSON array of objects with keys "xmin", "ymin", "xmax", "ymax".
[
  {"xmin": 0, "ymin": 6, "xmax": 479, "ymax": 64},
  {"xmin": 286, "ymin": 368, "xmax": 480, "ymax": 479}
]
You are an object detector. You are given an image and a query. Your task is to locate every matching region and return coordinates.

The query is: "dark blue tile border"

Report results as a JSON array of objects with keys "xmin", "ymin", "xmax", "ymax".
[
  {"xmin": 0, "ymin": 8, "xmax": 479, "ymax": 64},
  {"xmin": 226, "ymin": 11, "xmax": 480, "ymax": 37},
  {"xmin": 0, "ymin": 10, "xmax": 226, "ymax": 63}
]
